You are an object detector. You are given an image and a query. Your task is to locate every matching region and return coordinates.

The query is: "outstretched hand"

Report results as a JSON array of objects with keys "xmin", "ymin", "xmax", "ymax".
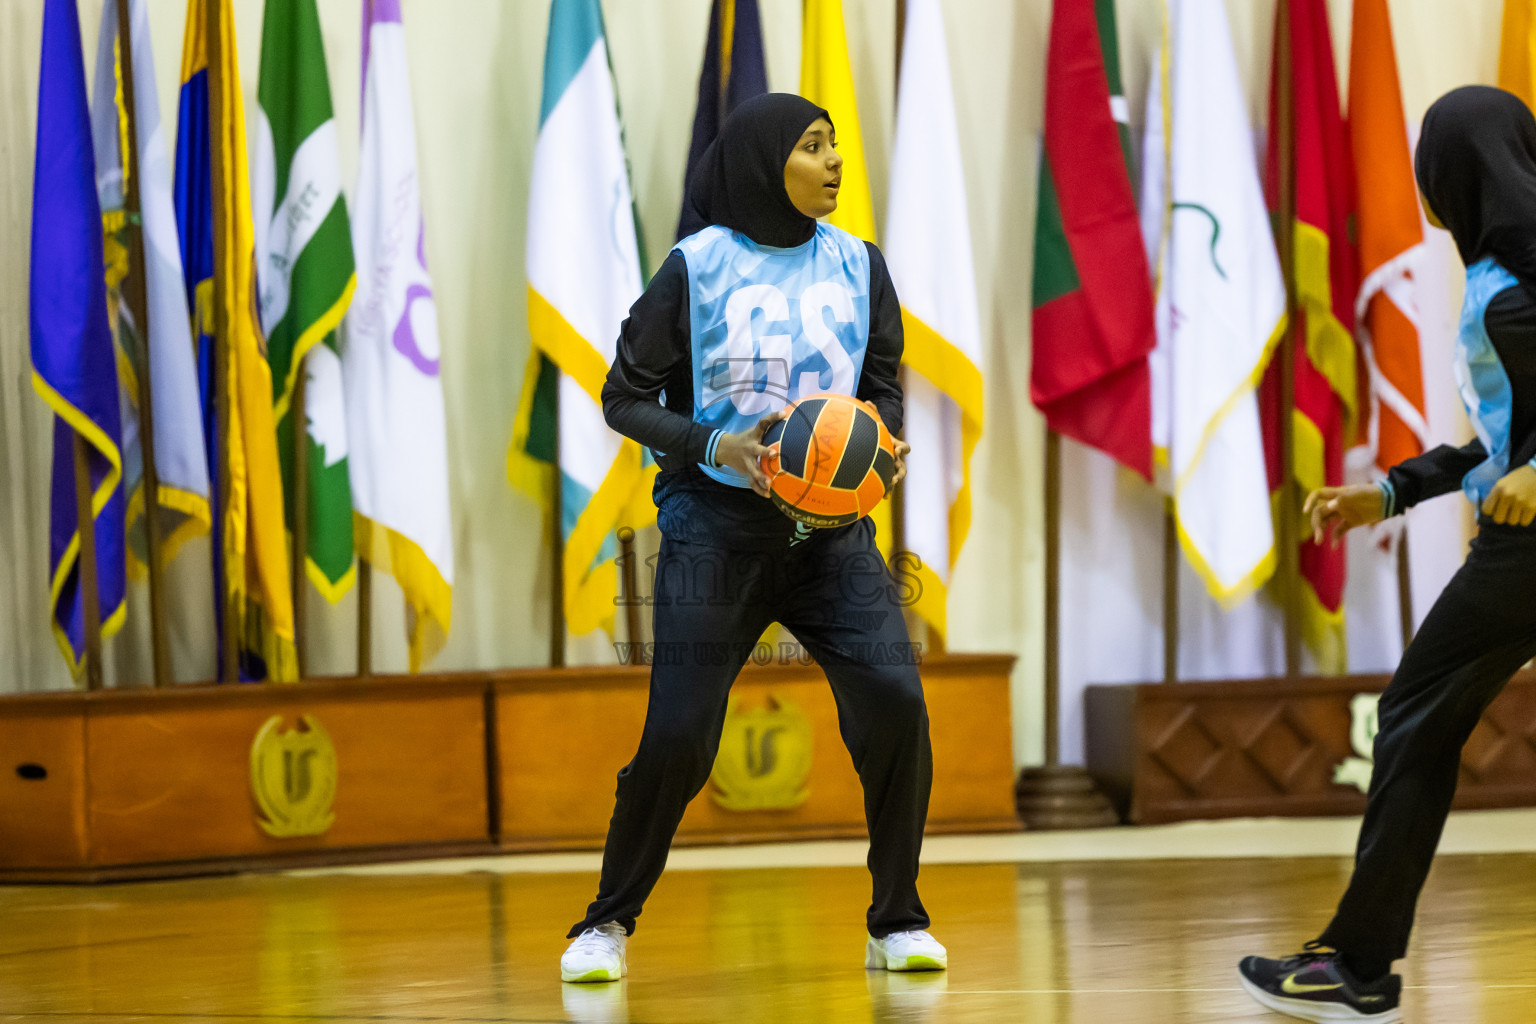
[
  {"xmin": 886, "ymin": 439, "xmax": 911, "ymax": 497},
  {"xmin": 1482, "ymin": 464, "xmax": 1536, "ymax": 526},
  {"xmin": 714, "ymin": 410, "xmax": 788, "ymax": 498},
  {"xmin": 1303, "ymin": 484, "xmax": 1385, "ymax": 547}
]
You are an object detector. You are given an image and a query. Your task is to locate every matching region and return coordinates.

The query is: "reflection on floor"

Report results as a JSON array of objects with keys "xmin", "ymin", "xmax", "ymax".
[{"xmin": 2, "ymin": 852, "xmax": 1534, "ymax": 1022}]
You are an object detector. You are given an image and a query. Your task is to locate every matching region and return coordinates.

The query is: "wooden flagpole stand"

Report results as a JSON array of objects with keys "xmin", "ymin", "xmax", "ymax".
[{"xmin": 114, "ymin": 0, "xmax": 170, "ymax": 688}]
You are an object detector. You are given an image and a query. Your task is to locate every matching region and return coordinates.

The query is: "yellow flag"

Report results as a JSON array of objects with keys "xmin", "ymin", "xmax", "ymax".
[
  {"xmin": 800, "ymin": 0, "xmax": 875, "ymax": 241},
  {"xmin": 1501, "ymin": 0, "xmax": 1536, "ymax": 111},
  {"xmin": 199, "ymin": 0, "xmax": 298, "ymax": 680},
  {"xmin": 799, "ymin": 0, "xmax": 891, "ymax": 560}
]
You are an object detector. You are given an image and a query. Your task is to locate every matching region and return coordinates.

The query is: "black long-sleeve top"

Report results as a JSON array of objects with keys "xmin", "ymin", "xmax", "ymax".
[
  {"xmin": 600, "ymin": 241, "xmax": 905, "ymax": 548},
  {"xmin": 1385, "ymin": 283, "xmax": 1536, "ymax": 514}
]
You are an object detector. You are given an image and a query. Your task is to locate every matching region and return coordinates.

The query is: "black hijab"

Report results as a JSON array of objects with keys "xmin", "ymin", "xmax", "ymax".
[
  {"xmin": 678, "ymin": 93, "xmax": 831, "ymax": 249},
  {"xmin": 1416, "ymin": 85, "xmax": 1536, "ymax": 292}
]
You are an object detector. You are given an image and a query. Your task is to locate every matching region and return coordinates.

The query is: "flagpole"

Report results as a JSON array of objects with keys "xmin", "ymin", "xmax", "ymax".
[
  {"xmin": 550, "ymin": 379, "xmax": 566, "ymax": 668},
  {"xmin": 1397, "ymin": 532, "xmax": 1414, "ymax": 649},
  {"xmin": 1044, "ymin": 428, "xmax": 1062, "ymax": 765},
  {"xmin": 1163, "ymin": 499, "xmax": 1179, "ymax": 684},
  {"xmin": 114, "ymin": 0, "xmax": 170, "ymax": 688},
  {"xmin": 619, "ymin": 528, "xmax": 642, "ymax": 660},
  {"xmin": 1012, "ymin": 428, "xmax": 1116, "ymax": 828},
  {"xmin": 206, "ymin": 0, "xmax": 237, "ymax": 684},
  {"xmin": 891, "ymin": 2, "xmax": 930, "ymax": 652},
  {"xmin": 72, "ymin": 433, "xmax": 106, "ymax": 691},
  {"xmin": 357, "ymin": 559, "xmax": 372, "ymax": 676},
  {"xmin": 1275, "ymin": 0, "xmax": 1303, "ymax": 683},
  {"xmin": 291, "ymin": 364, "xmax": 309, "ymax": 678}
]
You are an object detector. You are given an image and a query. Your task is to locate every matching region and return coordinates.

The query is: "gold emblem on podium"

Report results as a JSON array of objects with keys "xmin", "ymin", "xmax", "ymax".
[
  {"xmin": 1333, "ymin": 694, "xmax": 1380, "ymax": 794},
  {"xmin": 250, "ymin": 714, "xmax": 338, "ymax": 838},
  {"xmin": 710, "ymin": 696, "xmax": 813, "ymax": 811}
]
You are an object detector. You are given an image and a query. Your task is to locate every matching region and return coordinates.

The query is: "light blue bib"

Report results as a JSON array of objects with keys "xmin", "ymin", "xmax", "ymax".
[
  {"xmin": 675, "ymin": 223, "xmax": 871, "ymax": 487},
  {"xmin": 1455, "ymin": 259, "xmax": 1522, "ymax": 507}
]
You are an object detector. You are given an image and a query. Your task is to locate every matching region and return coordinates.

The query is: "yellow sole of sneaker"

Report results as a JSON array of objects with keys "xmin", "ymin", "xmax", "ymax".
[
  {"xmin": 561, "ymin": 968, "xmax": 624, "ymax": 983},
  {"xmin": 886, "ymin": 956, "xmax": 947, "ymax": 972}
]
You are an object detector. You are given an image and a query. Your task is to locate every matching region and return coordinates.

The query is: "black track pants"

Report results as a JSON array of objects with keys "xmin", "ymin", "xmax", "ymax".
[
  {"xmin": 1317, "ymin": 520, "xmax": 1536, "ymax": 967},
  {"xmin": 568, "ymin": 519, "xmax": 933, "ymax": 939}
]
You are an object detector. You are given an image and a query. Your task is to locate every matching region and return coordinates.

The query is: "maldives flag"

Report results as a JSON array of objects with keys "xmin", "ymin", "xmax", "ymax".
[
  {"xmin": 1261, "ymin": 0, "xmax": 1359, "ymax": 673},
  {"xmin": 1030, "ymin": 0, "xmax": 1155, "ymax": 479}
]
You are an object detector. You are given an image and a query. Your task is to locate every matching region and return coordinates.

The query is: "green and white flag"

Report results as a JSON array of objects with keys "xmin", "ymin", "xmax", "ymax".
[{"xmin": 253, "ymin": 0, "xmax": 357, "ymax": 602}]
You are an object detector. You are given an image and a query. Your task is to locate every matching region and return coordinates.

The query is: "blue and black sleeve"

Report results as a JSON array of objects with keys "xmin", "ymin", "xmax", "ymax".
[{"xmin": 601, "ymin": 252, "xmax": 723, "ymax": 471}]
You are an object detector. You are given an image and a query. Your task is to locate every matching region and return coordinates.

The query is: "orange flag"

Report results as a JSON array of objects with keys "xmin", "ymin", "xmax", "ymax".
[
  {"xmin": 1262, "ymin": 0, "xmax": 1357, "ymax": 673},
  {"xmin": 1350, "ymin": 0, "xmax": 1428, "ymax": 473}
]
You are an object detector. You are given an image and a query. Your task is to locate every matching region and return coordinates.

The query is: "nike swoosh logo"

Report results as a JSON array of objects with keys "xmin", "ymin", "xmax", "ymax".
[{"xmin": 1282, "ymin": 975, "xmax": 1342, "ymax": 995}]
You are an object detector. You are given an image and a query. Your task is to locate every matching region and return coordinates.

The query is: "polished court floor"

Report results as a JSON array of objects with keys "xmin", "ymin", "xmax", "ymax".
[{"xmin": 2, "ymin": 853, "xmax": 1534, "ymax": 1023}]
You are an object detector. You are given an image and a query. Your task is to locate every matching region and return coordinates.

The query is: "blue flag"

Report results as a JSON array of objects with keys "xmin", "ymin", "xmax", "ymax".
[
  {"xmin": 676, "ymin": 0, "xmax": 768, "ymax": 240},
  {"xmin": 30, "ymin": 0, "xmax": 127, "ymax": 672}
]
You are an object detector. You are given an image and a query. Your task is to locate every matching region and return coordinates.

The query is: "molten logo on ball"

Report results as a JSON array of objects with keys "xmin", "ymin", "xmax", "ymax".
[{"xmin": 760, "ymin": 392, "xmax": 896, "ymax": 527}]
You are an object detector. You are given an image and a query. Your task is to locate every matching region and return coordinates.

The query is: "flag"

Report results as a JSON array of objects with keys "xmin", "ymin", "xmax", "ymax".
[
  {"xmin": 90, "ymin": 0, "xmax": 210, "ymax": 579},
  {"xmin": 800, "ymin": 0, "xmax": 874, "ymax": 242},
  {"xmin": 509, "ymin": 0, "xmax": 646, "ymax": 638},
  {"xmin": 348, "ymin": 0, "xmax": 454, "ymax": 670},
  {"xmin": 800, "ymin": 0, "xmax": 893, "ymax": 557},
  {"xmin": 885, "ymin": 0, "xmax": 982, "ymax": 641},
  {"xmin": 1262, "ymin": 0, "xmax": 1359, "ymax": 673},
  {"xmin": 1140, "ymin": 0, "xmax": 1284, "ymax": 606},
  {"xmin": 1351, "ymin": 0, "xmax": 1427, "ymax": 474},
  {"xmin": 1031, "ymin": 0, "xmax": 1156, "ymax": 479},
  {"xmin": 677, "ymin": 0, "xmax": 768, "ymax": 241},
  {"xmin": 176, "ymin": 0, "xmax": 298, "ymax": 681},
  {"xmin": 1501, "ymin": 0, "xmax": 1536, "ymax": 111},
  {"xmin": 254, "ymin": 0, "xmax": 357, "ymax": 603},
  {"xmin": 31, "ymin": 0, "xmax": 127, "ymax": 672}
]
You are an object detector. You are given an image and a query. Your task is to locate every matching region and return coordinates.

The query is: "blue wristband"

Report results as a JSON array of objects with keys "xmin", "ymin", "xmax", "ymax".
[{"xmin": 1377, "ymin": 479, "xmax": 1399, "ymax": 518}]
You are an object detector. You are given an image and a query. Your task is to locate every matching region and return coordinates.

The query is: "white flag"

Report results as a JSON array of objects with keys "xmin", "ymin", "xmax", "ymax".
[
  {"xmin": 1141, "ymin": 0, "xmax": 1285, "ymax": 605},
  {"xmin": 513, "ymin": 0, "xmax": 645, "ymax": 638},
  {"xmin": 884, "ymin": 0, "xmax": 983, "ymax": 640},
  {"xmin": 345, "ymin": 0, "xmax": 453, "ymax": 670},
  {"xmin": 90, "ymin": 0, "xmax": 210, "ymax": 570}
]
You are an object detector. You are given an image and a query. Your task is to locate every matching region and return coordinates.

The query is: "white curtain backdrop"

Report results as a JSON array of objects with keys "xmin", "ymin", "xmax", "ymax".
[{"xmin": 0, "ymin": 0, "xmax": 1505, "ymax": 772}]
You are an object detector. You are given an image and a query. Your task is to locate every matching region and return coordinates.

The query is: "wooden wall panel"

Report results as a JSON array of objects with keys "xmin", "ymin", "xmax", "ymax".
[
  {"xmin": 0, "ymin": 702, "xmax": 88, "ymax": 867},
  {"xmin": 0, "ymin": 657, "xmax": 1016, "ymax": 879},
  {"xmin": 1086, "ymin": 673, "xmax": 1536, "ymax": 824},
  {"xmin": 86, "ymin": 689, "xmax": 489, "ymax": 864},
  {"xmin": 495, "ymin": 655, "xmax": 1018, "ymax": 850}
]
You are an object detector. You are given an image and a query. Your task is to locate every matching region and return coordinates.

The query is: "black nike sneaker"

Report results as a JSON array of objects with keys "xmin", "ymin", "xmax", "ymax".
[{"xmin": 1237, "ymin": 948, "xmax": 1402, "ymax": 1022}]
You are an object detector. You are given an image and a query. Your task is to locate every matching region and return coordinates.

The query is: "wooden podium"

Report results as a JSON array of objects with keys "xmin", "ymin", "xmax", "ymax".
[{"xmin": 0, "ymin": 654, "xmax": 1018, "ymax": 882}]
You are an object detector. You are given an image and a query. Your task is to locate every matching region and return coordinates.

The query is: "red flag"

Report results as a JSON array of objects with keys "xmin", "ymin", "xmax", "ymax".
[
  {"xmin": 1030, "ymin": 0, "xmax": 1155, "ymax": 479},
  {"xmin": 1262, "ymin": 0, "xmax": 1359, "ymax": 673}
]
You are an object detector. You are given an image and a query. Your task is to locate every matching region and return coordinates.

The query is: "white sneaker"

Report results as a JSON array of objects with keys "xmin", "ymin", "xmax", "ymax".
[
  {"xmin": 561, "ymin": 922, "xmax": 627, "ymax": 983},
  {"xmin": 865, "ymin": 929, "xmax": 948, "ymax": 972}
]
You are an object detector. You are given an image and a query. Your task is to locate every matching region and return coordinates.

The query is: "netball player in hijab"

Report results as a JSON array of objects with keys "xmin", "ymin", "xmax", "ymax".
[
  {"xmin": 559, "ymin": 94, "xmax": 944, "ymax": 983},
  {"xmin": 1239, "ymin": 85, "xmax": 1536, "ymax": 1023}
]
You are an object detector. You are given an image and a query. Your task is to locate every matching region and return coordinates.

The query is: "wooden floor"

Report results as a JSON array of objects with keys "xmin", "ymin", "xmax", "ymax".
[{"xmin": 2, "ymin": 853, "xmax": 1534, "ymax": 1023}]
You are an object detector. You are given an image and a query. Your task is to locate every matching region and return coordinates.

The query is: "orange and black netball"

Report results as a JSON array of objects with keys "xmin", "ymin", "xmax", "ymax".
[{"xmin": 759, "ymin": 392, "xmax": 895, "ymax": 527}]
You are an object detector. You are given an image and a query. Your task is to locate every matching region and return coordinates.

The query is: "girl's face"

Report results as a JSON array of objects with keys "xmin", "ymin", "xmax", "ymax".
[
  {"xmin": 783, "ymin": 118, "xmax": 842, "ymax": 220},
  {"xmin": 1418, "ymin": 187, "xmax": 1446, "ymax": 230}
]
